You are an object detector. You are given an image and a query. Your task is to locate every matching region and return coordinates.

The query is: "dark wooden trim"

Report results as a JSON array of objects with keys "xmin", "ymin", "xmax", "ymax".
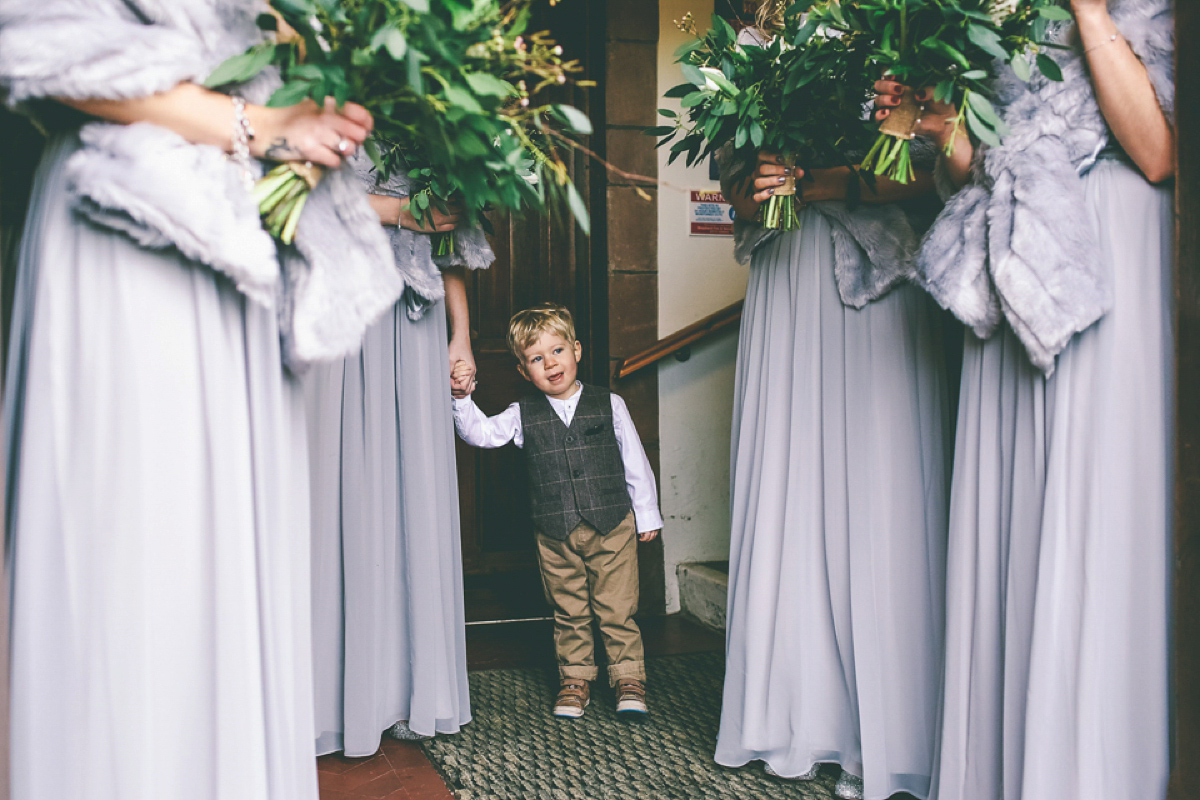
[
  {"xmin": 613, "ymin": 300, "xmax": 744, "ymax": 380},
  {"xmin": 1171, "ymin": 5, "xmax": 1200, "ymax": 797}
]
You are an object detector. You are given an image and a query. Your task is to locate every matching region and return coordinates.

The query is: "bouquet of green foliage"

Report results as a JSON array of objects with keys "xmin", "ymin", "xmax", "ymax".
[
  {"xmin": 807, "ymin": 0, "xmax": 1069, "ymax": 184},
  {"xmin": 650, "ymin": 9, "xmax": 874, "ymax": 231},
  {"xmin": 207, "ymin": 0, "xmax": 593, "ymax": 246}
]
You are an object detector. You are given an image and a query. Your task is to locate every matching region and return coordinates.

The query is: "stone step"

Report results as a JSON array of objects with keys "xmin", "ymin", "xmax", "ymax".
[{"xmin": 677, "ymin": 560, "xmax": 728, "ymax": 632}]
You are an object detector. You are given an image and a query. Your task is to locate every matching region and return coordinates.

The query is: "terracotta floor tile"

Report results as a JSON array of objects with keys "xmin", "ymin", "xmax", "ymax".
[
  {"xmin": 392, "ymin": 767, "xmax": 453, "ymax": 797},
  {"xmin": 344, "ymin": 771, "xmax": 406, "ymax": 798},
  {"xmin": 380, "ymin": 740, "xmax": 431, "ymax": 771},
  {"xmin": 317, "ymin": 753, "xmax": 395, "ymax": 794},
  {"xmin": 318, "ymin": 751, "xmax": 378, "ymax": 774}
]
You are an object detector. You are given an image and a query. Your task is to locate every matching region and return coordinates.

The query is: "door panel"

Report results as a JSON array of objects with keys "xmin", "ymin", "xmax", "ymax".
[{"xmin": 457, "ymin": 0, "xmax": 602, "ymax": 621}]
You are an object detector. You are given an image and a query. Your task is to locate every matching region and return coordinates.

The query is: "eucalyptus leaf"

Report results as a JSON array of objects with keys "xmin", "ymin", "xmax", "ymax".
[
  {"xmin": 554, "ymin": 104, "xmax": 594, "ymax": 135},
  {"xmin": 1010, "ymin": 52, "xmax": 1031, "ymax": 81},
  {"xmin": 565, "ymin": 181, "xmax": 591, "ymax": 235},
  {"xmin": 1036, "ymin": 52, "xmax": 1063, "ymax": 82},
  {"xmin": 204, "ymin": 44, "xmax": 274, "ymax": 88}
]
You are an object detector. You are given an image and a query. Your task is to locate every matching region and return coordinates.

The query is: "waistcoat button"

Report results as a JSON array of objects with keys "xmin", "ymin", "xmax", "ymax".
[
  {"xmin": 565, "ymin": 435, "xmax": 575, "ymax": 443},
  {"xmin": 572, "ymin": 469, "xmax": 584, "ymax": 478}
]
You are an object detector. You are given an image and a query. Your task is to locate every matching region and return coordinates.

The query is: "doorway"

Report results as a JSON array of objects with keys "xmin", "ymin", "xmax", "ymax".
[{"xmin": 455, "ymin": 0, "xmax": 609, "ymax": 623}]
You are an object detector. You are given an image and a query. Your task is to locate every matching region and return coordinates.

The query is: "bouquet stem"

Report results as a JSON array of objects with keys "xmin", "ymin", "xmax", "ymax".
[
  {"xmin": 253, "ymin": 162, "xmax": 323, "ymax": 244},
  {"xmin": 433, "ymin": 233, "xmax": 456, "ymax": 256},
  {"xmin": 861, "ymin": 87, "xmax": 919, "ymax": 184},
  {"xmin": 761, "ymin": 154, "xmax": 803, "ymax": 232}
]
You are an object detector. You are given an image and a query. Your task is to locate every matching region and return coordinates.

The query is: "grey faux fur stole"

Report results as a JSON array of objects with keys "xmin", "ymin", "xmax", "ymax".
[
  {"xmin": 725, "ymin": 137, "xmax": 939, "ymax": 309},
  {"xmin": 350, "ymin": 151, "xmax": 495, "ymax": 321},
  {"xmin": 0, "ymin": 0, "xmax": 404, "ymax": 371},
  {"xmin": 918, "ymin": 0, "xmax": 1174, "ymax": 375}
]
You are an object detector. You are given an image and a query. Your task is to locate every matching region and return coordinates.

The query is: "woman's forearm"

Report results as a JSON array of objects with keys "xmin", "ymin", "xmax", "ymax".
[
  {"xmin": 443, "ymin": 267, "xmax": 471, "ymax": 344},
  {"xmin": 1076, "ymin": 7, "xmax": 1174, "ymax": 182},
  {"xmin": 368, "ymin": 194, "xmax": 403, "ymax": 226},
  {"xmin": 805, "ymin": 167, "xmax": 935, "ymax": 205},
  {"xmin": 58, "ymin": 83, "xmax": 372, "ymax": 167},
  {"xmin": 60, "ymin": 84, "xmax": 245, "ymax": 151}
]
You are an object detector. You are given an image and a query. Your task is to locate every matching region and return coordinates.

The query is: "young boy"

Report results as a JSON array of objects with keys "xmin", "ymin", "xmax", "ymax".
[{"xmin": 451, "ymin": 303, "xmax": 662, "ymax": 718}]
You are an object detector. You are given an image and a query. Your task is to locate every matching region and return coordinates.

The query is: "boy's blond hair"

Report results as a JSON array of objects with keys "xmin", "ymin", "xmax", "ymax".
[{"xmin": 507, "ymin": 303, "xmax": 577, "ymax": 360}]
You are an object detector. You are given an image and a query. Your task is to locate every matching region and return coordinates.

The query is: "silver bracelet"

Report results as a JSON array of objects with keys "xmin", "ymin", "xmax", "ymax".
[
  {"xmin": 1084, "ymin": 30, "xmax": 1121, "ymax": 55},
  {"xmin": 230, "ymin": 96, "xmax": 257, "ymax": 190}
]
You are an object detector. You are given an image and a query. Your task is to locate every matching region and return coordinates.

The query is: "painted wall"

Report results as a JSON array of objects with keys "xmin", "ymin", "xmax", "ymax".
[{"xmin": 656, "ymin": 0, "xmax": 748, "ymax": 612}]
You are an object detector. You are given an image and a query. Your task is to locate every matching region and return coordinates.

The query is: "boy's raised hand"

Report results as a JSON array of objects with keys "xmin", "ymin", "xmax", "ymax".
[
  {"xmin": 450, "ymin": 359, "xmax": 476, "ymax": 398},
  {"xmin": 638, "ymin": 529, "xmax": 660, "ymax": 543}
]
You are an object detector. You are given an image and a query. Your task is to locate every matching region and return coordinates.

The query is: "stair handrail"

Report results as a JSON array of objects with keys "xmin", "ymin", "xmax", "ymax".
[{"xmin": 613, "ymin": 300, "xmax": 744, "ymax": 380}]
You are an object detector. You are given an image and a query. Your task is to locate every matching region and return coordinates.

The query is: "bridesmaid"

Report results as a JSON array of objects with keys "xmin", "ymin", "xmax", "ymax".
[
  {"xmin": 876, "ymin": 1, "xmax": 1175, "ymax": 798},
  {"xmin": 715, "ymin": 8, "xmax": 952, "ymax": 800},
  {"xmin": 308, "ymin": 151, "xmax": 492, "ymax": 757},
  {"xmin": 0, "ymin": 2, "xmax": 396, "ymax": 798}
]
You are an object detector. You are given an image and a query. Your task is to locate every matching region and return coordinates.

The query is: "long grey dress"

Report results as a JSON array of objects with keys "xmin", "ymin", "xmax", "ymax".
[
  {"xmin": 5, "ymin": 133, "xmax": 318, "ymax": 799},
  {"xmin": 932, "ymin": 158, "xmax": 1172, "ymax": 800},
  {"xmin": 307, "ymin": 238, "xmax": 474, "ymax": 753},
  {"xmin": 716, "ymin": 208, "xmax": 951, "ymax": 799}
]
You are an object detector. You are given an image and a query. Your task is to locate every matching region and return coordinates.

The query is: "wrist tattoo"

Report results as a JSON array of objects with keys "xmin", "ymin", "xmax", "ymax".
[{"xmin": 264, "ymin": 137, "xmax": 302, "ymax": 160}]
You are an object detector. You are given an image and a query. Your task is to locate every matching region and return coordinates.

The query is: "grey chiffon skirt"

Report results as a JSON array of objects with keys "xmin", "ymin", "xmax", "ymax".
[
  {"xmin": 932, "ymin": 161, "xmax": 1173, "ymax": 800},
  {"xmin": 307, "ymin": 300, "xmax": 471, "ymax": 758},
  {"xmin": 716, "ymin": 208, "xmax": 951, "ymax": 800},
  {"xmin": 4, "ymin": 134, "xmax": 316, "ymax": 799}
]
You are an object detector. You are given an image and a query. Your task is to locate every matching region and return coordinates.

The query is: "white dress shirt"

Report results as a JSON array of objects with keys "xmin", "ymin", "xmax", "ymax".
[{"xmin": 452, "ymin": 382, "xmax": 664, "ymax": 534}]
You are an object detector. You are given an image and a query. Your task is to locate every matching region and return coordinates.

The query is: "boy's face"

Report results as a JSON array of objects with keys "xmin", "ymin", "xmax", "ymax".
[{"xmin": 518, "ymin": 331, "xmax": 583, "ymax": 400}]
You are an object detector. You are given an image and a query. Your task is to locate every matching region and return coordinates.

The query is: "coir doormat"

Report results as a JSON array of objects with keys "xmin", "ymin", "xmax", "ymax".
[{"xmin": 420, "ymin": 651, "xmax": 837, "ymax": 800}]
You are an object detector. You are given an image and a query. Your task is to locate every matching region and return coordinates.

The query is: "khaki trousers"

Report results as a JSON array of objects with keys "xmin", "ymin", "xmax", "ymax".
[{"xmin": 535, "ymin": 511, "xmax": 646, "ymax": 686}]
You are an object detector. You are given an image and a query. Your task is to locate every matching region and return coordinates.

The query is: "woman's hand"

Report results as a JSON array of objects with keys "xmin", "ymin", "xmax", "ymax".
[
  {"xmin": 723, "ymin": 152, "xmax": 807, "ymax": 222},
  {"xmin": 249, "ymin": 97, "xmax": 373, "ymax": 168},
  {"xmin": 443, "ymin": 266, "xmax": 476, "ymax": 399},
  {"xmin": 873, "ymin": 79, "xmax": 960, "ymax": 145},
  {"xmin": 448, "ymin": 342, "xmax": 477, "ymax": 399},
  {"xmin": 873, "ymin": 77, "xmax": 974, "ymax": 189},
  {"xmin": 450, "ymin": 359, "xmax": 476, "ymax": 398},
  {"xmin": 400, "ymin": 200, "xmax": 463, "ymax": 233}
]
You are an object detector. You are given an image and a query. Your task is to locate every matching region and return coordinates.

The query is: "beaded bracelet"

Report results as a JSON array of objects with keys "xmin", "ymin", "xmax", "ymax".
[
  {"xmin": 1084, "ymin": 31, "xmax": 1121, "ymax": 55},
  {"xmin": 230, "ymin": 96, "xmax": 257, "ymax": 191}
]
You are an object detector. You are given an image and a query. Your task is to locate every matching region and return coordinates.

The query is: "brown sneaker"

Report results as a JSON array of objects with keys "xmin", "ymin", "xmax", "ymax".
[
  {"xmin": 615, "ymin": 679, "xmax": 648, "ymax": 715},
  {"xmin": 553, "ymin": 679, "xmax": 590, "ymax": 718}
]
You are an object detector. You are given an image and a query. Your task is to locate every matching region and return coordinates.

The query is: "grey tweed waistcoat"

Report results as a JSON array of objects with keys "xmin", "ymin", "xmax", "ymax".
[{"xmin": 519, "ymin": 385, "xmax": 632, "ymax": 540}]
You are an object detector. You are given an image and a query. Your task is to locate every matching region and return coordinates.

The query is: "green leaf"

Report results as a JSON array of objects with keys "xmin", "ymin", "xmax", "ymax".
[
  {"xmin": 699, "ymin": 66, "xmax": 738, "ymax": 95},
  {"xmin": 1010, "ymin": 52, "xmax": 1032, "ymax": 81},
  {"xmin": 967, "ymin": 24, "xmax": 1008, "ymax": 61},
  {"xmin": 204, "ymin": 44, "xmax": 274, "ymax": 88},
  {"xmin": 465, "ymin": 72, "xmax": 513, "ymax": 98},
  {"xmin": 658, "ymin": 108, "xmax": 679, "ymax": 119},
  {"xmin": 664, "ymin": 83, "xmax": 695, "ymax": 99},
  {"xmin": 749, "ymin": 120, "xmax": 763, "ymax": 148},
  {"xmin": 267, "ymin": 80, "xmax": 313, "ymax": 107},
  {"xmin": 645, "ymin": 125, "xmax": 677, "ymax": 137},
  {"xmin": 399, "ymin": 0, "xmax": 430, "ymax": 11},
  {"xmin": 1036, "ymin": 52, "xmax": 1063, "ymax": 82},
  {"xmin": 371, "ymin": 26, "xmax": 407, "ymax": 60},
  {"xmin": 364, "ymin": 137, "xmax": 384, "ymax": 173},
  {"xmin": 673, "ymin": 39, "xmax": 703, "ymax": 61},
  {"xmin": 565, "ymin": 181, "xmax": 591, "ymax": 235},
  {"xmin": 1039, "ymin": 5, "xmax": 1073, "ymax": 20},
  {"xmin": 444, "ymin": 83, "xmax": 483, "ymax": 113},
  {"xmin": 554, "ymin": 104, "xmax": 594, "ymax": 135},
  {"xmin": 966, "ymin": 105, "xmax": 1003, "ymax": 147},
  {"xmin": 682, "ymin": 63, "xmax": 707, "ymax": 87}
]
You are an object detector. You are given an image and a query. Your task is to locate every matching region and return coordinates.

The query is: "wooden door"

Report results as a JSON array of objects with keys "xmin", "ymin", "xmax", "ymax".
[{"xmin": 456, "ymin": 0, "xmax": 607, "ymax": 622}]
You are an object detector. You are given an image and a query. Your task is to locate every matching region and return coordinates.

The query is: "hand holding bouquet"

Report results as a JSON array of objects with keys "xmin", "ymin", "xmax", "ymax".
[
  {"xmin": 651, "ymin": 8, "xmax": 873, "ymax": 231},
  {"xmin": 809, "ymin": 0, "xmax": 1070, "ymax": 183},
  {"xmin": 208, "ymin": 0, "xmax": 593, "ymax": 245}
]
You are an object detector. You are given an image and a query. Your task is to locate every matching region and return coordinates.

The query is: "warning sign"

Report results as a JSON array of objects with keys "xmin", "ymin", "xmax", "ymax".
[{"xmin": 689, "ymin": 190, "xmax": 735, "ymax": 237}]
